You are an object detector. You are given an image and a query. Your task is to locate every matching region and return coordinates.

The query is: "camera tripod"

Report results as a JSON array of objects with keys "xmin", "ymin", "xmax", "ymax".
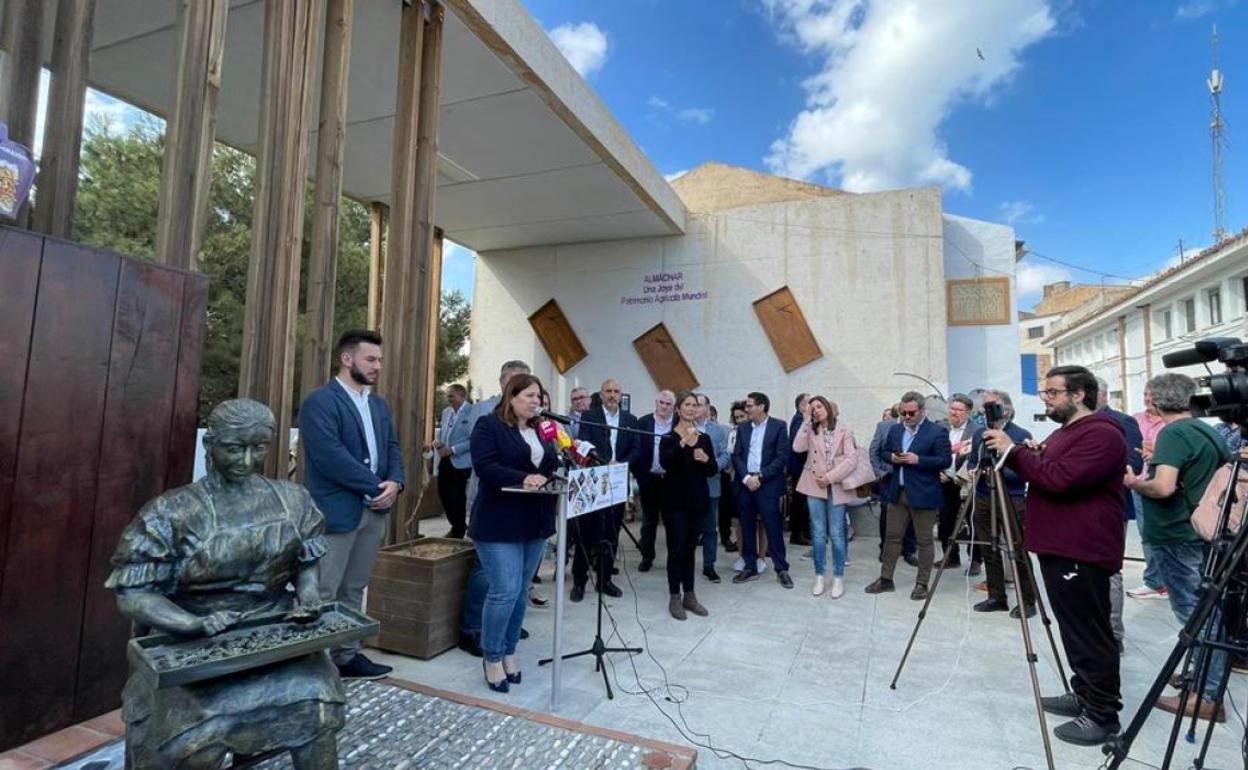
[
  {"xmin": 1103, "ymin": 443, "xmax": 1248, "ymax": 770},
  {"xmin": 890, "ymin": 457, "xmax": 1069, "ymax": 770}
]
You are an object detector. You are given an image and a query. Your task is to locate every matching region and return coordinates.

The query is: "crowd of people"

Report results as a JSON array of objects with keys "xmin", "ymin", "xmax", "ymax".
[{"xmin": 295, "ymin": 329, "xmax": 1244, "ymax": 750}]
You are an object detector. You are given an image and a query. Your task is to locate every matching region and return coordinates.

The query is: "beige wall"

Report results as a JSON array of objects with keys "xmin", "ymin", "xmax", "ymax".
[{"xmin": 469, "ymin": 187, "xmax": 951, "ymax": 434}]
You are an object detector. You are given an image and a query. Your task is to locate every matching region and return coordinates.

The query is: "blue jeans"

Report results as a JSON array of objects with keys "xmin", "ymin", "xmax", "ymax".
[
  {"xmin": 1152, "ymin": 541, "xmax": 1226, "ymax": 701},
  {"xmin": 475, "ymin": 539, "xmax": 546, "ymax": 663},
  {"xmin": 461, "ymin": 561, "xmax": 488, "ymax": 636},
  {"xmin": 701, "ymin": 497, "xmax": 720, "ymax": 569},
  {"xmin": 807, "ymin": 495, "xmax": 847, "ymax": 577},
  {"xmin": 1133, "ymin": 491, "xmax": 1164, "ymax": 589}
]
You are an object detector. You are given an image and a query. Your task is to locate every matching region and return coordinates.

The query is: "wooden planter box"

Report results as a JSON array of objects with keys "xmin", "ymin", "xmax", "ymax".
[{"xmin": 368, "ymin": 537, "xmax": 476, "ymax": 660}]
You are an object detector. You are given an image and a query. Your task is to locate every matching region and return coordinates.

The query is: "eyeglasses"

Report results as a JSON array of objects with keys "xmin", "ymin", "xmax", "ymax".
[
  {"xmin": 899, "ymin": 409, "xmax": 920, "ymax": 417},
  {"xmin": 1040, "ymin": 388, "xmax": 1070, "ymax": 399}
]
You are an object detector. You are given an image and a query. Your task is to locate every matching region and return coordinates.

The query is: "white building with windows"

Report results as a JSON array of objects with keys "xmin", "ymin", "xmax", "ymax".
[{"xmin": 1045, "ymin": 231, "xmax": 1248, "ymax": 413}]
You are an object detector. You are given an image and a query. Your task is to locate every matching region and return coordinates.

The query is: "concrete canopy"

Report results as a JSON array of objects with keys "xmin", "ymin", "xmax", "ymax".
[{"xmin": 72, "ymin": 0, "xmax": 685, "ymax": 251}]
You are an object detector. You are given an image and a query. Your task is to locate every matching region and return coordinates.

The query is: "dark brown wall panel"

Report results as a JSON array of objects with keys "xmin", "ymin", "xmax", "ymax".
[
  {"xmin": 633, "ymin": 323, "xmax": 698, "ymax": 392},
  {"xmin": 753, "ymin": 287, "xmax": 822, "ymax": 373},
  {"xmin": 0, "ymin": 240, "xmax": 120, "ymax": 746},
  {"xmin": 528, "ymin": 299, "xmax": 587, "ymax": 374},
  {"xmin": 74, "ymin": 262, "xmax": 185, "ymax": 720},
  {"xmin": 0, "ymin": 229, "xmax": 43, "ymax": 607},
  {"xmin": 166, "ymin": 274, "xmax": 209, "ymax": 489}
]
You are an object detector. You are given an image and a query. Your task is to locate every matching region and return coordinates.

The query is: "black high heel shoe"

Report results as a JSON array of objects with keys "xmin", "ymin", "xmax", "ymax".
[
  {"xmin": 483, "ymin": 659, "xmax": 510, "ymax": 693},
  {"xmin": 505, "ymin": 669, "xmax": 522, "ymax": 685}
]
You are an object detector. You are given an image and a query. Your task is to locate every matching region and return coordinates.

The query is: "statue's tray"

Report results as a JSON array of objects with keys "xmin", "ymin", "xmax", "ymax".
[{"xmin": 127, "ymin": 602, "xmax": 379, "ymax": 689}]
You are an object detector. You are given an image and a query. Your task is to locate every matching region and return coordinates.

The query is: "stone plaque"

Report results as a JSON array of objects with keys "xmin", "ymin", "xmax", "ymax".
[{"xmin": 947, "ymin": 277, "xmax": 1011, "ymax": 326}]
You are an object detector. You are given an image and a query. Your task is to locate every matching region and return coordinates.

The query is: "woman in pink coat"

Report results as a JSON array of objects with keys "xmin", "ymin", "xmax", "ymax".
[{"xmin": 792, "ymin": 396, "xmax": 858, "ymax": 598}]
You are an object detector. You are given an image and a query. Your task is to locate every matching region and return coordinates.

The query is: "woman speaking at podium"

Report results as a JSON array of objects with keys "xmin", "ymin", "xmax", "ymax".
[{"xmin": 468, "ymin": 373, "xmax": 557, "ymax": 693}]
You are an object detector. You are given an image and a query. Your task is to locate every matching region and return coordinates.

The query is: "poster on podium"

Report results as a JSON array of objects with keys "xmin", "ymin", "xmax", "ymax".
[{"xmin": 565, "ymin": 464, "xmax": 629, "ymax": 519}]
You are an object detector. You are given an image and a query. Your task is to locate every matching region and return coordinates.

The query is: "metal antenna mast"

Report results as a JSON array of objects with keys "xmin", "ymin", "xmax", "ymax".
[{"xmin": 1209, "ymin": 24, "xmax": 1228, "ymax": 243}]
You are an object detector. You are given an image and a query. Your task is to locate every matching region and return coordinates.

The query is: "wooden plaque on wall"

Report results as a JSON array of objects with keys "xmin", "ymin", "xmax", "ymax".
[
  {"xmin": 947, "ymin": 277, "xmax": 1011, "ymax": 326},
  {"xmin": 528, "ymin": 299, "xmax": 587, "ymax": 374},
  {"xmin": 752, "ymin": 286, "xmax": 822, "ymax": 373},
  {"xmin": 633, "ymin": 323, "xmax": 698, "ymax": 392}
]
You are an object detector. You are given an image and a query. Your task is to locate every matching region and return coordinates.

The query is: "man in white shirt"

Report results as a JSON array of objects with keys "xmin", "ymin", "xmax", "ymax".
[
  {"xmin": 937, "ymin": 394, "xmax": 980, "ymax": 568},
  {"xmin": 634, "ymin": 391, "xmax": 676, "ymax": 572},
  {"xmin": 430, "ymin": 383, "xmax": 472, "ymax": 538}
]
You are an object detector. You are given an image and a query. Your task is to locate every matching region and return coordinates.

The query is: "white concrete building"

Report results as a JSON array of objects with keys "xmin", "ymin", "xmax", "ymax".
[
  {"xmin": 1047, "ymin": 230, "xmax": 1248, "ymax": 413},
  {"xmin": 470, "ymin": 164, "xmax": 1032, "ymax": 435}
]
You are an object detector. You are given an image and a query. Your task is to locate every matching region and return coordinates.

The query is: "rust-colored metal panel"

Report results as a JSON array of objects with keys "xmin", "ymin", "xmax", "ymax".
[
  {"xmin": 73, "ymin": 261, "xmax": 186, "ymax": 721},
  {"xmin": 0, "ymin": 239, "xmax": 120, "ymax": 748},
  {"xmin": 0, "ymin": 229, "xmax": 43, "ymax": 609},
  {"xmin": 528, "ymin": 299, "xmax": 587, "ymax": 374},
  {"xmin": 167, "ymin": 273, "xmax": 209, "ymax": 489},
  {"xmin": 632, "ymin": 323, "xmax": 698, "ymax": 392},
  {"xmin": 752, "ymin": 287, "xmax": 823, "ymax": 373}
]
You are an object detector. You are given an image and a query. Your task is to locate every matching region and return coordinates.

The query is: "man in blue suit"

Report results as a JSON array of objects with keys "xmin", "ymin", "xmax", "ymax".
[
  {"xmin": 696, "ymin": 393, "xmax": 731, "ymax": 583},
  {"xmin": 731, "ymin": 391, "xmax": 794, "ymax": 589},
  {"xmin": 299, "ymin": 329, "xmax": 405, "ymax": 679},
  {"xmin": 866, "ymin": 391, "xmax": 952, "ymax": 600},
  {"xmin": 570, "ymin": 378, "xmax": 639, "ymax": 600},
  {"xmin": 431, "ymin": 383, "xmax": 473, "ymax": 538}
]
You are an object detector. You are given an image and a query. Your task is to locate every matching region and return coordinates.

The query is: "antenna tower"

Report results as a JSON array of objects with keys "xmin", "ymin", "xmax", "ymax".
[{"xmin": 1209, "ymin": 24, "xmax": 1228, "ymax": 243}]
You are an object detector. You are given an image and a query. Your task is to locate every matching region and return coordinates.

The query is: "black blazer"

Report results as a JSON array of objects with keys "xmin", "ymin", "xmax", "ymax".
[
  {"xmin": 659, "ymin": 431, "xmax": 718, "ymax": 512},
  {"xmin": 731, "ymin": 416, "xmax": 790, "ymax": 496},
  {"xmin": 631, "ymin": 413, "xmax": 670, "ymax": 484},
  {"xmin": 467, "ymin": 413, "xmax": 557, "ymax": 542},
  {"xmin": 578, "ymin": 405, "xmax": 640, "ymax": 466}
]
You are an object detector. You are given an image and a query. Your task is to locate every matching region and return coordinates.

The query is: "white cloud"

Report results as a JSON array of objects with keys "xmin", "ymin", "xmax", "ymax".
[
  {"xmin": 549, "ymin": 22, "xmax": 608, "ymax": 78},
  {"xmin": 677, "ymin": 107, "xmax": 715, "ymax": 125},
  {"xmin": 763, "ymin": 0, "xmax": 1056, "ymax": 193},
  {"xmin": 999, "ymin": 199, "xmax": 1045, "ymax": 226},
  {"xmin": 1016, "ymin": 259, "xmax": 1071, "ymax": 297},
  {"xmin": 647, "ymin": 95, "xmax": 670, "ymax": 110},
  {"xmin": 664, "ymin": 169, "xmax": 689, "ymax": 182},
  {"xmin": 1175, "ymin": 1, "xmax": 1216, "ymax": 20}
]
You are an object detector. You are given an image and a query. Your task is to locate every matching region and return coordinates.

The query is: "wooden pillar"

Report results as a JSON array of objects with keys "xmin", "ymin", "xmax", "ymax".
[
  {"xmin": 155, "ymin": 0, "xmax": 228, "ymax": 270},
  {"xmin": 1, "ymin": 0, "xmax": 43, "ymax": 150},
  {"xmin": 367, "ymin": 202, "xmax": 387, "ymax": 330},
  {"xmin": 300, "ymin": 0, "xmax": 355, "ymax": 406},
  {"xmin": 32, "ymin": 0, "xmax": 94, "ymax": 238},
  {"xmin": 238, "ymin": 0, "xmax": 321, "ymax": 478}
]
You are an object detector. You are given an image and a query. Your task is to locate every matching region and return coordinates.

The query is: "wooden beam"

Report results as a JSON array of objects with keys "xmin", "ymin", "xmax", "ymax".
[
  {"xmin": 238, "ymin": 0, "xmax": 321, "ymax": 478},
  {"xmin": 379, "ymin": 0, "xmax": 425, "ymax": 543},
  {"xmin": 1, "ymin": 0, "xmax": 43, "ymax": 151},
  {"xmin": 367, "ymin": 202, "xmax": 387, "ymax": 330},
  {"xmin": 299, "ymin": 0, "xmax": 355, "ymax": 408},
  {"xmin": 154, "ymin": 0, "xmax": 228, "ymax": 271},
  {"xmin": 32, "ymin": 0, "xmax": 94, "ymax": 238}
]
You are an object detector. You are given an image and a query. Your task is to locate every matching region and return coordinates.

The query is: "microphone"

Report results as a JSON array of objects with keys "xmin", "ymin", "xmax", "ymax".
[
  {"xmin": 574, "ymin": 440, "xmax": 603, "ymax": 466},
  {"xmin": 538, "ymin": 419, "xmax": 558, "ymax": 443},
  {"xmin": 539, "ymin": 409, "xmax": 573, "ymax": 425}
]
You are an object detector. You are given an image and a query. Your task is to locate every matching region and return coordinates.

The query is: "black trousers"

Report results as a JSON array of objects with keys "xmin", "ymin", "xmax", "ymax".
[
  {"xmin": 662, "ymin": 506, "xmax": 699, "ymax": 594},
  {"xmin": 718, "ymin": 473, "xmax": 737, "ymax": 544},
  {"xmin": 1039, "ymin": 554, "xmax": 1121, "ymax": 725},
  {"xmin": 571, "ymin": 503, "xmax": 621, "ymax": 587},
  {"xmin": 639, "ymin": 474, "xmax": 664, "ymax": 562},
  {"xmin": 437, "ymin": 458, "xmax": 471, "ymax": 538},
  {"xmin": 973, "ymin": 495, "xmax": 1035, "ymax": 605},
  {"xmin": 787, "ymin": 478, "xmax": 810, "ymax": 543},
  {"xmin": 938, "ymin": 481, "xmax": 963, "ymax": 563}
]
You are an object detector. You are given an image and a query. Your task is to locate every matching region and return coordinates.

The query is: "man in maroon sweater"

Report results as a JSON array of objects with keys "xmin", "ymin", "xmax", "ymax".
[{"xmin": 985, "ymin": 365, "xmax": 1127, "ymax": 747}]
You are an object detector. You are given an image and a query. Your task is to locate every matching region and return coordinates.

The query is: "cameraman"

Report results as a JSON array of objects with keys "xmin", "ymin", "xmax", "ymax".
[
  {"xmin": 984, "ymin": 365, "xmax": 1126, "ymax": 746},
  {"xmin": 1123, "ymin": 373, "xmax": 1231, "ymax": 722},
  {"xmin": 969, "ymin": 390, "xmax": 1035, "ymax": 618}
]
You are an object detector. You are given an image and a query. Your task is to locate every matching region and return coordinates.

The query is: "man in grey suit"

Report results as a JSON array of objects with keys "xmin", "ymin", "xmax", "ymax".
[
  {"xmin": 430, "ymin": 383, "xmax": 472, "ymax": 538},
  {"xmin": 869, "ymin": 405, "xmax": 917, "ymax": 565},
  {"xmin": 695, "ymin": 393, "xmax": 731, "ymax": 583}
]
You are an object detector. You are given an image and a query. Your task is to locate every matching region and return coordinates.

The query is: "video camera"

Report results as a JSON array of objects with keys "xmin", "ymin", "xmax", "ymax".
[{"xmin": 1162, "ymin": 336, "xmax": 1248, "ymax": 423}]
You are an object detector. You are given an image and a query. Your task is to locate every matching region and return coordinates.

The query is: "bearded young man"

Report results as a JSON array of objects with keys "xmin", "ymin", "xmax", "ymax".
[{"xmin": 984, "ymin": 365, "xmax": 1127, "ymax": 746}]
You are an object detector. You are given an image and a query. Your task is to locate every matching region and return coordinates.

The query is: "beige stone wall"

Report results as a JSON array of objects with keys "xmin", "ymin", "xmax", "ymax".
[{"xmin": 469, "ymin": 186, "xmax": 951, "ymax": 435}]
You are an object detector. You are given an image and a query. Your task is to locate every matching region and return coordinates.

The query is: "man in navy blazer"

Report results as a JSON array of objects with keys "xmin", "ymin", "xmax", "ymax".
[
  {"xmin": 299, "ymin": 329, "xmax": 405, "ymax": 679},
  {"xmin": 569, "ymin": 378, "xmax": 638, "ymax": 600},
  {"xmin": 731, "ymin": 391, "xmax": 794, "ymax": 589},
  {"xmin": 632, "ymin": 390, "xmax": 677, "ymax": 572},
  {"xmin": 866, "ymin": 391, "xmax": 951, "ymax": 600}
]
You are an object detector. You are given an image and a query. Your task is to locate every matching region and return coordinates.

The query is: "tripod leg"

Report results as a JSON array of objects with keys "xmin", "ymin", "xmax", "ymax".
[
  {"xmin": 994, "ymin": 478, "xmax": 1057, "ymax": 770},
  {"xmin": 890, "ymin": 491, "xmax": 976, "ymax": 689}
]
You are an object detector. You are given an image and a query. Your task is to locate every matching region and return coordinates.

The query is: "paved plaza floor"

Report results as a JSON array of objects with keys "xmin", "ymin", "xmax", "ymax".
[{"xmin": 377, "ymin": 507, "xmax": 1248, "ymax": 770}]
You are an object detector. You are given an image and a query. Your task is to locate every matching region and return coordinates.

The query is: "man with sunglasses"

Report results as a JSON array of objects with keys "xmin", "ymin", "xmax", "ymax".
[
  {"xmin": 866, "ymin": 391, "xmax": 952, "ymax": 600},
  {"xmin": 984, "ymin": 365, "xmax": 1127, "ymax": 747}
]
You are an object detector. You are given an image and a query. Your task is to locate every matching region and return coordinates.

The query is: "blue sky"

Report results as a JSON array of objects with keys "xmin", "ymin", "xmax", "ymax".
[
  {"xmin": 521, "ymin": 0, "xmax": 1248, "ymax": 310},
  {"xmin": 63, "ymin": 1, "xmax": 1248, "ymax": 311}
]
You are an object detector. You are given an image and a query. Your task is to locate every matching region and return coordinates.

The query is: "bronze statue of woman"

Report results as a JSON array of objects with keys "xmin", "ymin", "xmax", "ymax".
[{"xmin": 107, "ymin": 399, "xmax": 344, "ymax": 768}]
